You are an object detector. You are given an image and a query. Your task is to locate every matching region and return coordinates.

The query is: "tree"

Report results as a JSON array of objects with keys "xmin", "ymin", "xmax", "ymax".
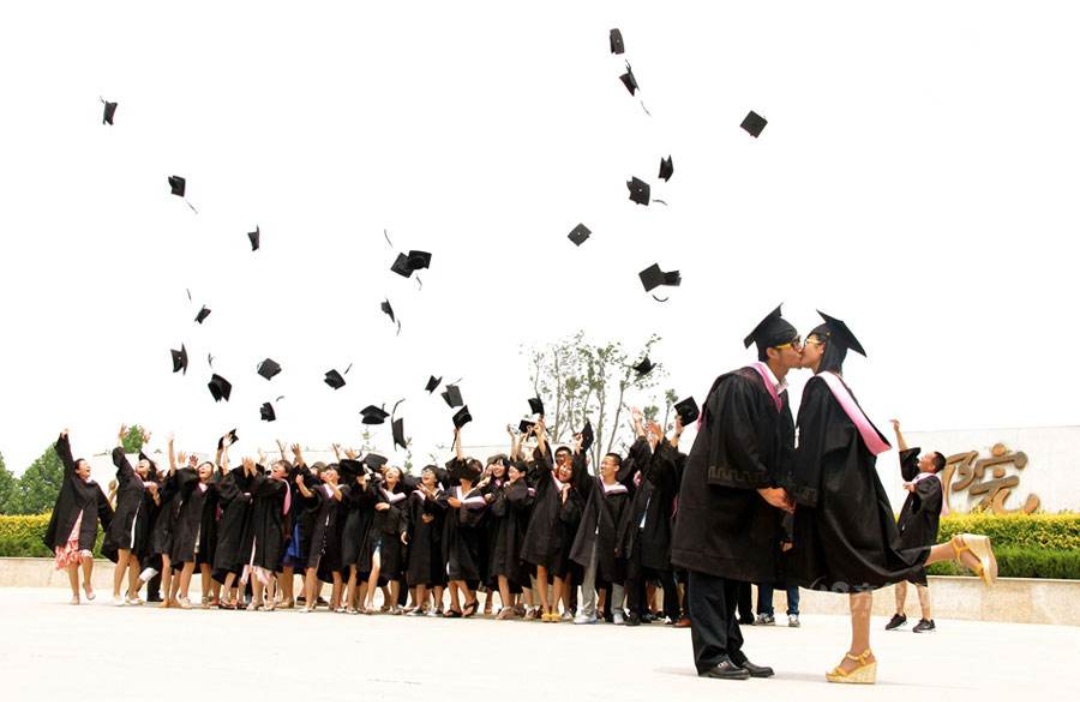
[
  {"xmin": 16, "ymin": 444, "xmax": 65, "ymax": 515},
  {"xmin": 526, "ymin": 331, "xmax": 675, "ymax": 470},
  {"xmin": 0, "ymin": 452, "xmax": 21, "ymax": 515},
  {"xmin": 121, "ymin": 425, "xmax": 148, "ymax": 454}
]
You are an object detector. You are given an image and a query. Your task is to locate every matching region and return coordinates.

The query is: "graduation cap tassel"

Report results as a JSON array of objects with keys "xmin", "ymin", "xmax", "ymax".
[
  {"xmin": 640, "ymin": 99, "xmax": 651, "ymax": 117},
  {"xmin": 416, "ymin": 276, "xmax": 423, "ymax": 290},
  {"xmin": 185, "ymin": 200, "xmax": 199, "ymax": 214},
  {"xmin": 653, "ymin": 199, "xmax": 669, "ymax": 206},
  {"xmin": 651, "ymin": 294, "xmax": 670, "ymax": 303},
  {"xmin": 383, "ymin": 228, "xmax": 395, "ymax": 249}
]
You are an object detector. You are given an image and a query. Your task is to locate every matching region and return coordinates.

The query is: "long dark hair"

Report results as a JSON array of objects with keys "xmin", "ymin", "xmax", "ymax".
[{"xmin": 809, "ymin": 323, "xmax": 847, "ymax": 374}]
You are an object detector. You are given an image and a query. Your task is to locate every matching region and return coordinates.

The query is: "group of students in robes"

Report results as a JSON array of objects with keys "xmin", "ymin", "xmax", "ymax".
[{"xmin": 48, "ymin": 413, "xmax": 698, "ymax": 623}]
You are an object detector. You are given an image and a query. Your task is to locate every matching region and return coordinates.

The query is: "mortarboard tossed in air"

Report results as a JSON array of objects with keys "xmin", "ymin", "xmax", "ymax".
[
  {"xmin": 407, "ymin": 250, "xmax": 431, "ymax": 271},
  {"xmin": 743, "ymin": 304, "xmax": 799, "ymax": 352},
  {"xmin": 324, "ymin": 369, "xmax": 346, "ymax": 390},
  {"xmin": 257, "ymin": 358, "xmax": 281, "ymax": 380},
  {"xmin": 248, "ymin": 226, "xmax": 260, "ymax": 252},
  {"xmin": 170, "ymin": 344, "xmax": 188, "ymax": 374},
  {"xmin": 627, "ymin": 177, "xmax": 650, "ymax": 206},
  {"xmin": 632, "ymin": 356, "xmax": 655, "ymax": 376},
  {"xmin": 452, "ymin": 405, "xmax": 473, "ymax": 429},
  {"xmin": 620, "ymin": 61, "xmax": 639, "ymax": 96},
  {"xmin": 426, "ymin": 375, "xmax": 442, "ymax": 393},
  {"xmin": 364, "ymin": 453, "xmax": 389, "ymax": 472},
  {"xmin": 217, "ymin": 428, "xmax": 239, "ymax": 451},
  {"xmin": 168, "ymin": 175, "xmax": 198, "ymax": 213},
  {"xmin": 609, "ymin": 28, "xmax": 625, "ymax": 54},
  {"xmin": 639, "ymin": 263, "xmax": 681, "ymax": 301},
  {"xmin": 390, "ymin": 253, "xmax": 413, "ymax": 278},
  {"xmin": 518, "ymin": 419, "xmax": 536, "ymax": 434},
  {"xmin": 360, "ymin": 405, "xmax": 390, "ymax": 425},
  {"xmin": 813, "ymin": 310, "xmax": 867, "ymax": 357},
  {"xmin": 260, "ymin": 402, "xmax": 276, "ymax": 422},
  {"xmin": 194, "ymin": 306, "xmax": 211, "ymax": 324},
  {"xmin": 581, "ymin": 419, "xmax": 595, "ymax": 452},
  {"xmin": 528, "ymin": 397, "xmax": 545, "ymax": 416},
  {"xmin": 101, "ymin": 99, "xmax": 118, "ymax": 125},
  {"xmin": 658, "ymin": 156, "xmax": 674, "ymax": 182},
  {"xmin": 441, "ymin": 384, "xmax": 464, "ymax": 408},
  {"xmin": 208, "ymin": 374, "xmax": 232, "ymax": 402},
  {"xmin": 568, "ymin": 223, "xmax": 591, "ymax": 247},
  {"xmin": 392, "ymin": 417, "xmax": 407, "ymax": 451},
  {"xmin": 674, "ymin": 397, "xmax": 700, "ymax": 424},
  {"xmin": 381, "ymin": 299, "xmax": 401, "ymax": 335},
  {"xmin": 740, "ymin": 111, "xmax": 768, "ymax": 138}
]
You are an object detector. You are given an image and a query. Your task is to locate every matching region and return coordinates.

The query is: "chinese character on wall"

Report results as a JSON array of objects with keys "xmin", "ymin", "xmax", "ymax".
[{"xmin": 941, "ymin": 443, "xmax": 1040, "ymax": 515}]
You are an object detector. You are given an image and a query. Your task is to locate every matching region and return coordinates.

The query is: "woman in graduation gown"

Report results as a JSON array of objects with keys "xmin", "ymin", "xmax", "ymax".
[
  {"xmin": 153, "ymin": 436, "xmax": 187, "ymax": 608},
  {"xmin": 240, "ymin": 456, "xmax": 290, "ymax": 610},
  {"xmin": 338, "ymin": 457, "xmax": 375, "ymax": 613},
  {"xmin": 212, "ymin": 453, "xmax": 256, "ymax": 608},
  {"xmin": 791, "ymin": 312, "xmax": 1000, "ymax": 684},
  {"xmin": 405, "ymin": 465, "xmax": 448, "ymax": 615},
  {"xmin": 295, "ymin": 463, "xmax": 344, "ymax": 613},
  {"xmin": 105, "ymin": 425, "xmax": 160, "ymax": 605},
  {"xmin": 44, "ymin": 429, "xmax": 114, "ymax": 604},
  {"xmin": 484, "ymin": 457, "xmax": 533, "ymax": 619},
  {"xmin": 359, "ymin": 465, "xmax": 409, "ymax": 614},
  {"xmin": 171, "ymin": 440, "xmax": 225, "ymax": 610}
]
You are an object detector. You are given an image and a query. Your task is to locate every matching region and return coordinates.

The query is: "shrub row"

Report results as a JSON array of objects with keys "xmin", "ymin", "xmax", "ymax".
[{"xmin": 0, "ymin": 514, "xmax": 103, "ymax": 558}]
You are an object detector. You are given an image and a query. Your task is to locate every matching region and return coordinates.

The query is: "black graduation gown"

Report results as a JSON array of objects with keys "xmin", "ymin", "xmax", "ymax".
[
  {"xmin": 521, "ymin": 450, "xmax": 586, "ymax": 571},
  {"xmin": 485, "ymin": 479, "xmax": 533, "ymax": 586},
  {"xmin": 297, "ymin": 481, "xmax": 342, "ymax": 573},
  {"xmin": 670, "ymin": 367, "xmax": 792, "ymax": 583},
  {"xmin": 441, "ymin": 486, "xmax": 487, "ymax": 582},
  {"xmin": 361, "ymin": 487, "xmax": 407, "ymax": 577},
  {"xmin": 104, "ymin": 448, "xmax": 151, "ymax": 557},
  {"xmin": 170, "ymin": 469, "xmax": 218, "ymax": 565},
  {"xmin": 43, "ymin": 434, "xmax": 113, "ymax": 552},
  {"xmin": 212, "ymin": 468, "xmax": 254, "ymax": 576},
  {"xmin": 241, "ymin": 473, "xmax": 288, "ymax": 571},
  {"xmin": 897, "ymin": 448, "xmax": 943, "ymax": 548},
  {"xmin": 405, "ymin": 487, "xmax": 448, "ymax": 587},
  {"xmin": 339, "ymin": 480, "xmax": 375, "ymax": 570},
  {"xmin": 571, "ymin": 477, "xmax": 632, "ymax": 583},
  {"xmin": 150, "ymin": 472, "xmax": 180, "ymax": 558},
  {"xmin": 790, "ymin": 375, "xmax": 928, "ymax": 592},
  {"xmin": 622, "ymin": 439, "xmax": 681, "ymax": 572}
]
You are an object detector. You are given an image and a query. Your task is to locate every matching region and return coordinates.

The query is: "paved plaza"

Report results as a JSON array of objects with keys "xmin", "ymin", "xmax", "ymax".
[{"xmin": 1, "ymin": 587, "xmax": 1077, "ymax": 702}]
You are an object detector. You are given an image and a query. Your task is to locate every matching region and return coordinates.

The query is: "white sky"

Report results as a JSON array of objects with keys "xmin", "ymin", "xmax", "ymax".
[{"xmin": 2, "ymin": 1, "xmax": 1078, "ymax": 476}]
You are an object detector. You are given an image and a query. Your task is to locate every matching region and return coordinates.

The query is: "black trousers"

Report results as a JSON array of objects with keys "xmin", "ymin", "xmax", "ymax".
[
  {"xmin": 687, "ymin": 570, "xmax": 745, "ymax": 673},
  {"xmin": 625, "ymin": 535, "xmax": 679, "ymax": 619}
]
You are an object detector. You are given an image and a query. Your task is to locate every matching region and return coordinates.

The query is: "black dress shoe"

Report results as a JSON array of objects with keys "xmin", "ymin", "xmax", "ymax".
[
  {"xmin": 699, "ymin": 660, "xmax": 751, "ymax": 680},
  {"xmin": 625, "ymin": 613, "xmax": 641, "ymax": 627},
  {"xmin": 731, "ymin": 657, "xmax": 775, "ymax": 678}
]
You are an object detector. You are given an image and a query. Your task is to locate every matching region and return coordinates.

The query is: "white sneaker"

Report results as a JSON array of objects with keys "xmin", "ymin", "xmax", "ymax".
[
  {"xmin": 574, "ymin": 613, "xmax": 598, "ymax": 625},
  {"xmin": 788, "ymin": 614, "xmax": 800, "ymax": 628},
  {"xmin": 613, "ymin": 611, "xmax": 625, "ymax": 625},
  {"xmin": 560, "ymin": 611, "xmax": 574, "ymax": 622},
  {"xmin": 112, "ymin": 596, "xmax": 127, "ymax": 607}
]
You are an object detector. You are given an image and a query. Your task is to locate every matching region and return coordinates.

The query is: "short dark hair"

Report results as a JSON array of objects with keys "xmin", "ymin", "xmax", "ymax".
[
  {"xmin": 554, "ymin": 446, "xmax": 572, "ymax": 458},
  {"xmin": 604, "ymin": 452, "xmax": 622, "ymax": 466},
  {"xmin": 931, "ymin": 452, "xmax": 946, "ymax": 473}
]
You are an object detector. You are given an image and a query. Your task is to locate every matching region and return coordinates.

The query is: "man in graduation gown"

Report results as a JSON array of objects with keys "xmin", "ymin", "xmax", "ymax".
[{"xmin": 670, "ymin": 305, "xmax": 802, "ymax": 680}]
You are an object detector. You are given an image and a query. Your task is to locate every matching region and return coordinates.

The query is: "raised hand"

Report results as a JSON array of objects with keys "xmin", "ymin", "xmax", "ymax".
[
  {"xmin": 141, "ymin": 428, "xmax": 152, "ymax": 445},
  {"xmin": 344, "ymin": 447, "xmax": 359, "ymax": 460}
]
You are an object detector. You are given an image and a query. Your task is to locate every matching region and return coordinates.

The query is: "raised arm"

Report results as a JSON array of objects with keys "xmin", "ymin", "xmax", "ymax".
[
  {"xmin": 55, "ymin": 429, "xmax": 77, "ymax": 477},
  {"xmin": 890, "ymin": 419, "xmax": 909, "ymax": 452},
  {"xmin": 168, "ymin": 433, "xmax": 177, "ymax": 474},
  {"xmin": 112, "ymin": 425, "xmax": 136, "ymax": 484},
  {"xmin": 454, "ymin": 427, "xmax": 464, "ymax": 462}
]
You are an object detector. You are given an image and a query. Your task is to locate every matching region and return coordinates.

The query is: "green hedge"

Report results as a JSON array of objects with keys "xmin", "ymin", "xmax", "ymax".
[{"xmin": 0, "ymin": 513, "xmax": 104, "ymax": 558}]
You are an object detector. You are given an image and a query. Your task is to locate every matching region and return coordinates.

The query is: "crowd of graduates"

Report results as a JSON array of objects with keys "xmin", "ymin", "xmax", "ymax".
[{"xmin": 45, "ymin": 413, "xmax": 697, "ymax": 624}]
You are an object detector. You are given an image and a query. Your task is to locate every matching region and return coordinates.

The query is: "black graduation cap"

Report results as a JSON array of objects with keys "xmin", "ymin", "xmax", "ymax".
[
  {"xmin": 102, "ymin": 100, "xmax": 118, "ymax": 125},
  {"xmin": 815, "ymin": 310, "xmax": 867, "ymax": 357},
  {"xmin": 390, "ymin": 253, "xmax": 413, "ymax": 278},
  {"xmin": 519, "ymin": 419, "xmax": 536, "ymax": 434},
  {"xmin": 168, "ymin": 175, "xmax": 186, "ymax": 197},
  {"xmin": 392, "ymin": 418, "xmax": 407, "ymax": 450},
  {"xmin": 248, "ymin": 226, "xmax": 260, "ymax": 252},
  {"xmin": 425, "ymin": 375, "xmax": 442, "ymax": 393},
  {"xmin": 364, "ymin": 453, "xmax": 388, "ymax": 472},
  {"xmin": 452, "ymin": 405, "xmax": 472, "ymax": 429},
  {"xmin": 360, "ymin": 405, "xmax": 390, "ymax": 425},
  {"xmin": 257, "ymin": 358, "xmax": 281, "ymax": 381},
  {"xmin": 581, "ymin": 419, "xmax": 595, "ymax": 452},
  {"xmin": 743, "ymin": 304, "xmax": 798, "ymax": 351},
  {"xmin": 381, "ymin": 299, "xmax": 396, "ymax": 323},
  {"xmin": 609, "ymin": 28, "xmax": 625, "ymax": 54},
  {"xmin": 741, "ymin": 111, "xmax": 768, "ymax": 138},
  {"xmin": 194, "ymin": 306, "xmax": 211, "ymax": 324},
  {"xmin": 324, "ymin": 369, "xmax": 346, "ymax": 390},
  {"xmin": 568, "ymin": 223, "xmax": 591, "ymax": 247},
  {"xmin": 627, "ymin": 177, "xmax": 650, "ymax": 206},
  {"xmin": 632, "ymin": 356, "xmax": 655, "ymax": 376},
  {"xmin": 442, "ymin": 384, "xmax": 463, "ymax": 408},
  {"xmin": 217, "ymin": 428, "xmax": 239, "ymax": 451},
  {"xmin": 659, "ymin": 156, "xmax": 674, "ymax": 182},
  {"xmin": 260, "ymin": 402, "xmax": 276, "ymax": 422},
  {"xmin": 407, "ymin": 250, "xmax": 431, "ymax": 271},
  {"xmin": 620, "ymin": 61, "xmax": 639, "ymax": 95},
  {"xmin": 639, "ymin": 264, "xmax": 681, "ymax": 293},
  {"xmin": 528, "ymin": 397, "xmax": 545, "ymax": 416},
  {"xmin": 170, "ymin": 344, "xmax": 188, "ymax": 374},
  {"xmin": 674, "ymin": 397, "xmax": 700, "ymax": 424},
  {"xmin": 208, "ymin": 374, "xmax": 232, "ymax": 402}
]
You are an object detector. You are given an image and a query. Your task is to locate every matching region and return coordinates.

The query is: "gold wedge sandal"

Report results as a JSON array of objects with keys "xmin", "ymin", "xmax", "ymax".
[
  {"xmin": 826, "ymin": 649, "xmax": 877, "ymax": 684},
  {"xmin": 952, "ymin": 533, "xmax": 998, "ymax": 586}
]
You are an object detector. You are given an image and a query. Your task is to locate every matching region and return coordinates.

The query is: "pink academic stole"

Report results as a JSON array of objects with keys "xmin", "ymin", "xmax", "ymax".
[
  {"xmin": 817, "ymin": 371, "xmax": 891, "ymax": 456},
  {"xmin": 747, "ymin": 362, "xmax": 783, "ymax": 413}
]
